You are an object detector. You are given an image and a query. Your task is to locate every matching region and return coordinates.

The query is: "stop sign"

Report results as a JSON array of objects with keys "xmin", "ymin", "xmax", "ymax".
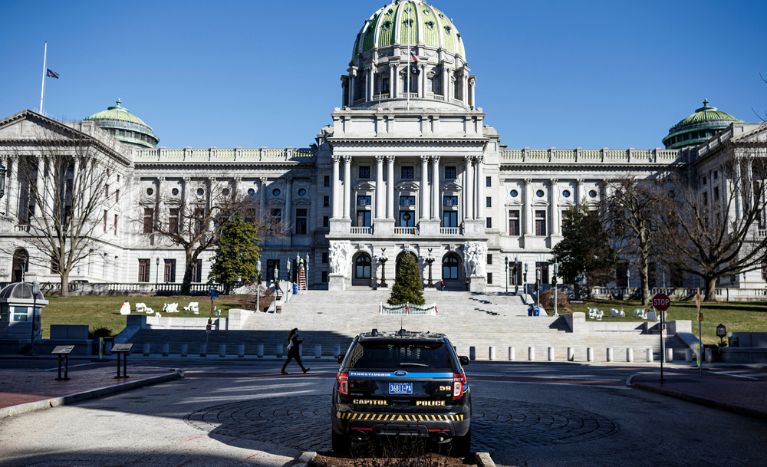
[{"xmin": 652, "ymin": 293, "xmax": 671, "ymax": 311}]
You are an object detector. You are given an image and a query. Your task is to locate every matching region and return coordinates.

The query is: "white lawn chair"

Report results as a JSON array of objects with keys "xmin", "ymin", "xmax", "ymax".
[
  {"xmin": 634, "ymin": 308, "xmax": 648, "ymax": 319},
  {"xmin": 610, "ymin": 308, "xmax": 625, "ymax": 318},
  {"xmin": 135, "ymin": 303, "xmax": 147, "ymax": 313},
  {"xmin": 163, "ymin": 303, "xmax": 179, "ymax": 313},
  {"xmin": 595, "ymin": 309, "xmax": 604, "ymax": 320},
  {"xmin": 183, "ymin": 302, "xmax": 200, "ymax": 314},
  {"xmin": 119, "ymin": 302, "xmax": 131, "ymax": 316},
  {"xmin": 144, "ymin": 307, "xmax": 154, "ymax": 314}
]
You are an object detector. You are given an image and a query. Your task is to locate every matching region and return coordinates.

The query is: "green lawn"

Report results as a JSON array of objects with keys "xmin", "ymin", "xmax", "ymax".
[
  {"xmin": 41, "ymin": 295, "xmax": 252, "ymax": 338},
  {"xmin": 566, "ymin": 299, "xmax": 767, "ymax": 344}
]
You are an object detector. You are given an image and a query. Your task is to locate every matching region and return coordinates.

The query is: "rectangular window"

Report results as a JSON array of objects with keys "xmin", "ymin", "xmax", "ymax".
[
  {"xmin": 105, "ymin": 185, "xmax": 109, "ymax": 199},
  {"xmin": 103, "ymin": 209, "xmax": 108, "ymax": 233},
  {"xmin": 323, "ymin": 175, "xmax": 330, "ymax": 187},
  {"xmin": 138, "ymin": 258, "xmax": 150, "ymax": 282},
  {"xmin": 486, "ymin": 217, "xmax": 492, "ymax": 228},
  {"xmin": 323, "ymin": 216, "xmax": 329, "ymax": 228},
  {"xmin": 192, "ymin": 259, "xmax": 203, "ymax": 282},
  {"xmin": 399, "ymin": 210, "xmax": 415, "ymax": 227},
  {"xmin": 322, "ymin": 252, "xmax": 329, "ymax": 264},
  {"xmin": 164, "ymin": 259, "xmax": 176, "ymax": 283},
  {"xmin": 116, "ymin": 189, "xmax": 120, "ymax": 202},
  {"xmin": 321, "ymin": 271, "xmax": 328, "ymax": 283},
  {"xmin": 270, "ymin": 208, "xmax": 282, "ymax": 225},
  {"xmin": 535, "ymin": 210, "xmax": 547, "ymax": 236},
  {"xmin": 13, "ymin": 306, "xmax": 29, "ymax": 322},
  {"xmin": 442, "ymin": 211, "xmax": 458, "ymax": 227},
  {"xmin": 142, "ymin": 208, "xmax": 154, "ymax": 234},
  {"xmin": 358, "ymin": 166, "xmax": 371, "ymax": 179},
  {"xmin": 399, "ymin": 195, "xmax": 416, "ymax": 206},
  {"xmin": 616, "ymin": 262, "xmax": 628, "ymax": 288},
  {"xmin": 713, "ymin": 186, "xmax": 720, "ymax": 201},
  {"xmin": 113, "ymin": 214, "xmax": 118, "ymax": 235},
  {"xmin": 487, "ymin": 272, "xmax": 493, "ymax": 285},
  {"xmin": 487, "ymin": 254, "xmax": 493, "ymax": 265},
  {"xmin": 381, "ymin": 77, "xmax": 390, "ymax": 94},
  {"xmin": 169, "ymin": 208, "xmax": 180, "ymax": 234},
  {"xmin": 703, "ymin": 192, "xmax": 708, "ymax": 206},
  {"xmin": 486, "ymin": 176, "xmax": 492, "ymax": 187},
  {"xmin": 443, "ymin": 195, "xmax": 458, "ymax": 207},
  {"xmin": 295, "ymin": 208, "xmax": 308, "ymax": 235},
  {"xmin": 400, "ymin": 166, "xmax": 414, "ymax": 180},
  {"xmin": 323, "ymin": 196, "xmax": 329, "ymax": 207},
  {"xmin": 357, "ymin": 195, "xmax": 372, "ymax": 206},
  {"xmin": 194, "ymin": 207, "xmax": 205, "ymax": 234},
  {"xmin": 266, "ymin": 259, "xmax": 280, "ymax": 282},
  {"xmin": 444, "ymin": 166, "xmax": 457, "ymax": 180},
  {"xmin": 508, "ymin": 210, "xmax": 520, "ymax": 236},
  {"xmin": 486, "ymin": 196, "xmax": 492, "ymax": 208},
  {"xmin": 356, "ymin": 210, "xmax": 371, "ymax": 227}
]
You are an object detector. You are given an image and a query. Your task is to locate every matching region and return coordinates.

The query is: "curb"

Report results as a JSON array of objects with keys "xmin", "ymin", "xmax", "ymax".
[
  {"xmin": 475, "ymin": 451, "xmax": 496, "ymax": 467},
  {"xmin": 293, "ymin": 451, "xmax": 317, "ymax": 466},
  {"xmin": 627, "ymin": 374, "xmax": 767, "ymax": 421},
  {"xmin": 0, "ymin": 369, "xmax": 184, "ymax": 419}
]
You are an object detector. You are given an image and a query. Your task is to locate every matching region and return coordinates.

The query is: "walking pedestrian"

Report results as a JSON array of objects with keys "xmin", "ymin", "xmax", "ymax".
[{"xmin": 281, "ymin": 328, "xmax": 310, "ymax": 374}]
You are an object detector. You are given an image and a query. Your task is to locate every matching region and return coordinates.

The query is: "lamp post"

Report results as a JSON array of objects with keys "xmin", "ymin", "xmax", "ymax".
[
  {"xmin": 535, "ymin": 265, "xmax": 541, "ymax": 308},
  {"xmin": 29, "ymin": 279, "xmax": 40, "ymax": 355},
  {"xmin": 504, "ymin": 257, "xmax": 509, "ymax": 294},
  {"xmin": 627, "ymin": 268, "xmax": 631, "ymax": 296},
  {"xmin": 514, "ymin": 256, "xmax": 519, "ymax": 295},
  {"xmin": 256, "ymin": 260, "xmax": 261, "ymax": 312},
  {"xmin": 716, "ymin": 323, "xmax": 727, "ymax": 346},
  {"xmin": 523, "ymin": 263, "xmax": 528, "ymax": 297},
  {"xmin": 155, "ymin": 257, "xmax": 160, "ymax": 288},
  {"xmin": 0, "ymin": 161, "xmax": 5, "ymax": 200},
  {"xmin": 379, "ymin": 248, "xmax": 388, "ymax": 288},
  {"xmin": 287, "ymin": 259, "xmax": 292, "ymax": 284},
  {"xmin": 425, "ymin": 248, "xmax": 435, "ymax": 288},
  {"xmin": 553, "ymin": 262, "xmax": 559, "ymax": 316}
]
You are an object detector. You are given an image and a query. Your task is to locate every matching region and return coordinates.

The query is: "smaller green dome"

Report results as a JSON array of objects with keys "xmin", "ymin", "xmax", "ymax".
[
  {"xmin": 663, "ymin": 99, "xmax": 740, "ymax": 149},
  {"xmin": 85, "ymin": 99, "xmax": 159, "ymax": 149}
]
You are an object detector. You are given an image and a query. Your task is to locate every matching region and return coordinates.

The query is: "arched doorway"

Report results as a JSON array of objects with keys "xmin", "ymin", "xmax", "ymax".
[
  {"xmin": 442, "ymin": 253, "xmax": 463, "ymax": 289},
  {"xmin": 395, "ymin": 251, "xmax": 419, "ymax": 282},
  {"xmin": 352, "ymin": 252, "xmax": 373, "ymax": 286},
  {"xmin": 12, "ymin": 248, "xmax": 29, "ymax": 283}
]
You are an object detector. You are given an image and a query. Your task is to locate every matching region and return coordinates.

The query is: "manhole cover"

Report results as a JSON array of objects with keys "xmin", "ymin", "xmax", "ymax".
[{"xmin": 186, "ymin": 396, "xmax": 618, "ymax": 452}]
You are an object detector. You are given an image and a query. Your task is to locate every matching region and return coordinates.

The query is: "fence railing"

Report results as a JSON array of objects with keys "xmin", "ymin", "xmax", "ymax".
[
  {"xmin": 394, "ymin": 227, "xmax": 417, "ymax": 235},
  {"xmin": 440, "ymin": 227, "xmax": 460, "ymax": 235},
  {"xmin": 0, "ymin": 281, "xmax": 225, "ymax": 296}
]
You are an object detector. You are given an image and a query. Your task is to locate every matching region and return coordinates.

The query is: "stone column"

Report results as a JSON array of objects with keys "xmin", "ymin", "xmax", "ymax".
[
  {"xmin": 259, "ymin": 177, "xmax": 268, "ymax": 217},
  {"xmin": 576, "ymin": 178, "xmax": 584, "ymax": 206},
  {"xmin": 35, "ymin": 157, "xmax": 44, "ymax": 217},
  {"xmin": 464, "ymin": 156, "xmax": 474, "ymax": 220},
  {"xmin": 7, "ymin": 158, "xmax": 19, "ymax": 219},
  {"xmin": 386, "ymin": 156, "xmax": 395, "ymax": 219},
  {"xmin": 348, "ymin": 69, "xmax": 356, "ymax": 105},
  {"xmin": 331, "ymin": 156, "xmax": 340, "ymax": 218},
  {"xmin": 443, "ymin": 66, "xmax": 451, "ymax": 100},
  {"xmin": 475, "ymin": 156, "xmax": 484, "ymax": 221},
  {"xmin": 375, "ymin": 156, "xmax": 385, "ymax": 219},
  {"xmin": 746, "ymin": 157, "xmax": 754, "ymax": 210},
  {"xmin": 389, "ymin": 65, "xmax": 396, "ymax": 99},
  {"xmin": 524, "ymin": 178, "xmax": 534, "ymax": 235},
  {"xmin": 419, "ymin": 64, "xmax": 426, "ymax": 98},
  {"xmin": 343, "ymin": 156, "xmax": 351, "ymax": 219},
  {"xmin": 420, "ymin": 156, "xmax": 430, "ymax": 221},
  {"xmin": 550, "ymin": 179, "xmax": 560, "ymax": 236},
  {"xmin": 431, "ymin": 156, "xmax": 440, "ymax": 221},
  {"xmin": 462, "ymin": 72, "xmax": 469, "ymax": 104},
  {"xmin": 734, "ymin": 158, "xmax": 743, "ymax": 218},
  {"xmin": 469, "ymin": 76, "xmax": 476, "ymax": 109},
  {"xmin": 284, "ymin": 176, "xmax": 293, "ymax": 234}
]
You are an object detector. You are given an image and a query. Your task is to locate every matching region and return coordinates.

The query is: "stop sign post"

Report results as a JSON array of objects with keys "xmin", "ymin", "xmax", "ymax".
[{"xmin": 652, "ymin": 293, "xmax": 671, "ymax": 384}]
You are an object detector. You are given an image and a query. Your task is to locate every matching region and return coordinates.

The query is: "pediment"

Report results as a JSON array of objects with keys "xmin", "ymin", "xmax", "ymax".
[
  {"xmin": 396, "ymin": 181, "xmax": 420, "ymax": 191},
  {"xmin": 442, "ymin": 181, "xmax": 462, "ymax": 192},
  {"xmin": 354, "ymin": 181, "xmax": 376, "ymax": 191},
  {"xmin": 733, "ymin": 124, "xmax": 767, "ymax": 144}
]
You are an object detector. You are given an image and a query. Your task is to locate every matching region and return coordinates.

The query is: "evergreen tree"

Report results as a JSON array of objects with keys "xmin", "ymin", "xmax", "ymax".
[
  {"xmin": 551, "ymin": 204, "xmax": 614, "ymax": 291},
  {"xmin": 388, "ymin": 254, "xmax": 425, "ymax": 305},
  {"xmin": 210, "ymin": 214, "xmax": 261, "ymax": 294}
]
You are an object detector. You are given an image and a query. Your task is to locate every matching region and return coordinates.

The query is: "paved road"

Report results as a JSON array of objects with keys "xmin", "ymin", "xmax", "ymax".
[{"xmin": 0, "ymin": 360, "xmax": 765, "ymax": 466}]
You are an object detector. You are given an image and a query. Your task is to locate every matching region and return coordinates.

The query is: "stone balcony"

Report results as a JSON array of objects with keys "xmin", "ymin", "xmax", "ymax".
[{"xmin": 330, "ymin": 218, "xmax": 484, "ymax": 239}]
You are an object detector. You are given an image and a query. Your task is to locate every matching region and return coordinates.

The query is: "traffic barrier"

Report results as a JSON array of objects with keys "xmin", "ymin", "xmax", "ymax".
[
  {"xmin": 567, "ymin": 347, "xmax": 575, "ymax": 362},
  {"xmin": 469, "ymin": 346, "xmax": 476, "ymax": 361},
  {"xmin": 587, "ymin": 347, "xmax": 594, "ymax": 362},
  {"xmin": 508, "ymin": 346, "xmax": 515, "ymax": 361},
  {"xmin": 646, "ymin": 347, "xmax": 653, "ymax": 362},
  {"xmin": 219, "ymin": 344, "xmax": 227, "ymax": 357},
  {"xmin": 489, "ymin": 346, "xmax": 496, "ymax": 361},
  {"xmin": 200, "ymin": 343, "xmax": 208, "ymax": 357},
  {"xmin": 143, "ymin": 343, "xmax": 150, "ymax": 357},
  {"xmin": 606, "ymin": 347, "xmax": 613, "ymax": 362},
  {"xmin": 238, "ymin": 343, "xmax": 245, "ymax": 358},
  {"xmin": 626, "ymin": 348, "xmax": 634, "ymax": 363},
  {"xmin": 666, "ymin": 348, "xmax": 674, "ymax": 362},
  {"xmin": 314, "ymin": 344, "xmax": 322, "ymax": 359},
  {"xmin": 180, "ymin": 343, "xmax": 188, "ymax": 357},
  {"xmin": 528, "ymin": 346, "xmax": 535, "ymax": 361},
  {"xmin": 548, "ymin": 347, "xmax": 555, "ymax": 362},
  {"xmin": 276, "ymin": 344, "xmax": 283, "ymax": 358},
  {"xmin": 256, "ymin": 343, "xmax": 264, "ymax": 358},
  {"xmin": 162, "ymin": 343, "xmax": 169, "ymax": 357}
]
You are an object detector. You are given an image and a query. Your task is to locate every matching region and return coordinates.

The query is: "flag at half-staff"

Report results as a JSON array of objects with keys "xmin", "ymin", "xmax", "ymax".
[{"xmin": 39, "ymin": 42, "xmax": 60, "ymax": 114}]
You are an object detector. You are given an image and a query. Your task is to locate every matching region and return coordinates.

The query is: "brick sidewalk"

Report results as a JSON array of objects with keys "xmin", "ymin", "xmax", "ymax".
[
  {"xmin": 632, "ymin": 371, "xmax": 767, "ymax": 419},
  {"xmin": 0, "ymin": 362, "xmax": 177, "ymax": 411}
]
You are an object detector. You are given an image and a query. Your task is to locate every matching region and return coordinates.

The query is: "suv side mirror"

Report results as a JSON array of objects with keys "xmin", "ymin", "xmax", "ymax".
[
  {"xmin": 337, "ymin": 354, "xmax": 345, "ymax": 364},
  {"xmin": 459, "ymin": 356, "xmax": 469, "ymax": 366}
]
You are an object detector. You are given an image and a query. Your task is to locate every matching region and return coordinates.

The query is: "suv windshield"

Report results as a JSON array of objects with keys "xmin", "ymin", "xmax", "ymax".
[{"xmin": 347, "ymin": 339, "xmax": 455, "ymax": 371}]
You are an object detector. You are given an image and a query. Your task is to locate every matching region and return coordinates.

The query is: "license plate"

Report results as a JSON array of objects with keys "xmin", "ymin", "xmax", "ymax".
[{"xmin": 388, "ymin": 382, "xmax": 413, "ymax": 395}]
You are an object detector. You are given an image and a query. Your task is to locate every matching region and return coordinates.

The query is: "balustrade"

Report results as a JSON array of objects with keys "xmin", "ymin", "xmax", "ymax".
[
  {"xmin": 394, "ymin": 226, "xmax": 417, "ymax": 235},
  {"xmin": 350, "ymin": 226, "xmax": 373, "ymax": 235}
]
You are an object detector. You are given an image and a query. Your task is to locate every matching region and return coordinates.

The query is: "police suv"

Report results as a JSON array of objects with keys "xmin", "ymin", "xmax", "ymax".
[{"xmin": 331, "ymin": 329, "xmax": 471, "ymax": 454}]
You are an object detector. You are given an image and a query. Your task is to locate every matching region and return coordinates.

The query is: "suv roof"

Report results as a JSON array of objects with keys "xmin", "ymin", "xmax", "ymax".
[{"xmin": 358, "ymin": 329, "xmax": 446, "ymax": 341}]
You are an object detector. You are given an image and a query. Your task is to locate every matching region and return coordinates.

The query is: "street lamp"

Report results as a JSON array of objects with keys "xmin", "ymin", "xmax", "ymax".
[
  {"xmin": 0, "ymin": 161, "xmax": 5, "ymax": 200},
  {"xmin": 425, "ymin": 248, "xmax": 435, "ymax": 288},
  {"xmin": 379, "ymin": 248, "xmax": 388, "ymax": 288},
  {"xmin": 716, "ymin": 323, "xmax": 727, "ymax": 346},
  {"xmin": 29, "ymin": 279, "xmax": 40, "ymax": 355},
  {"xmin": 514, "ymin": 256, "xmax": 519, "ymax": 295},
  {"xmin": 504, "ymin": 257, "xmax": 509, "ymax": 294},
  {"xmin": 523, "ymin": 263, "xmax": 528, "ymax": 297},
  {"xmin": 535, "ymin": 265, "xmax": 541, "ymax": 308},
  {"xmin": 287, "ymin": 259, "xmax": 292, "ymax": 284},
  {"xmin": 256, "ymin": 260, "xmax": 262, "ymax": 312},
  {"xmin": 553, "ymin": 262, "xmax": 559, "ymax": 316},
  {"xmin": 155, "ymin": 257, "xmax": 160, "ymax": 287}
]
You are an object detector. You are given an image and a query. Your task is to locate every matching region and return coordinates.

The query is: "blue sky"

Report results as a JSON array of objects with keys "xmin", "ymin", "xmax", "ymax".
[{"xmin": 0, "ymin": 0, "xmax": 764, "ymax": 149}]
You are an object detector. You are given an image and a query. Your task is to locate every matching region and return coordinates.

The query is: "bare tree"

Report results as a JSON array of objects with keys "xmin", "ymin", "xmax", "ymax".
[
  {"xmin": 602, "ymin": 177, "xmax": 669, "ymax": 305},
  {"xmin": 142, "ymin": 186, "xmax": 279, "ymax": 295},
  {"xmin": 660, "ymin": 156, "xmax": 767, "ymax": 301},
  {"xmin": 8, "ymin": 138, "xmax": 118, "ymax": 296}
]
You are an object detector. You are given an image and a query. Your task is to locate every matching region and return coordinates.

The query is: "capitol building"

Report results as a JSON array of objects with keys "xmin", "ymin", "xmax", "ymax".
[{"xmin": 2, "ymin": 0, "xmax": 766, "ymax": 293}]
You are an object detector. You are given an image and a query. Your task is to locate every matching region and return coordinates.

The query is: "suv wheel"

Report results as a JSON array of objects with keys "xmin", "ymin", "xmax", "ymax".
[
  {"xmin": 451, "ymin": 429, "xmax": 471, "ymax": 457},
  {"xmin": 332, "ymin": 431, "xmax": 349, "ymax": 455}
]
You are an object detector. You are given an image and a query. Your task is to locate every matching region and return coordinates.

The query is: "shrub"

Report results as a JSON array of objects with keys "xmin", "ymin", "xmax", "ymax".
[{"xmin": 540, "ymin": 288, "xmax": 570, "ymax": 311}]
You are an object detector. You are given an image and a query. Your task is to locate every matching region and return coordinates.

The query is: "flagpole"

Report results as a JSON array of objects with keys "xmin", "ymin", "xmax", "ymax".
[{"xmin": 39, "ymin": 41, "xmax": 47, "ymax": 114}]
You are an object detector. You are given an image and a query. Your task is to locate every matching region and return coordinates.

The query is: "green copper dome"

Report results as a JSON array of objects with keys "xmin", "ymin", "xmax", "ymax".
[
  {"xmin": 663, "ymin": 100, "xmax": 740, "ymax": 149},
  {"xmin": 353, "ymin": 0, "xmax": 466, "ymax": 60},
  {"xmin": 85, "ymin": 99, "xmax": 159, "ymax": 149}
]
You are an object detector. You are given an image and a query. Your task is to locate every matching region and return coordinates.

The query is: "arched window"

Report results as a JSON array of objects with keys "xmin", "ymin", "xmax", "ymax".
[
  {"xmin": 355, "ymin": 254, "xmax": 372, "ymax": 280},
  {"xmin": 442, "ymin": 254, "xmax": 460, "ymax": 280}
]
